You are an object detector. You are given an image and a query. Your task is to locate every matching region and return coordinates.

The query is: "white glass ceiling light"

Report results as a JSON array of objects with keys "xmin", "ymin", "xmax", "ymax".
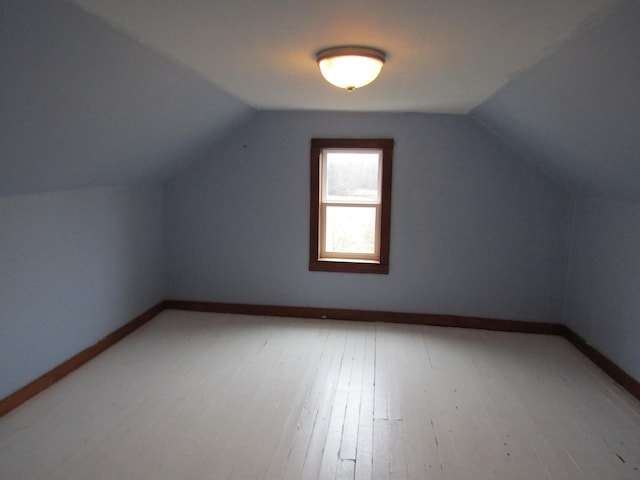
[{"xmin": 316, "ymin": 46, "xmax": 386, "ymax": 92}]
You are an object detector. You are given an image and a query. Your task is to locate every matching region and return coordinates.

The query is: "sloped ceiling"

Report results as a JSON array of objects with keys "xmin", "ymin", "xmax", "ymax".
[
  {"xmin": 71, "ymin": 0, "xmax": 615, "ymax": 113},
  {"xmin": 473, "ymin": 0, "xmax": 640, "ymax": 203},
  {"xmin": 2, "ymin": 0, "xmax": 637, "ymax": 202},
  {"xmin": 0, "ymin": 0, "xmax": 254, "ymax": 196}
]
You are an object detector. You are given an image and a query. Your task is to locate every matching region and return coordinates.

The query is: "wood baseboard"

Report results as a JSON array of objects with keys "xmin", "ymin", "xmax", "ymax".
[
  {"xmin": 560, "ymin": 326, "xmax": 640, "ymax": 401},
  {"xmin": 164, "ymin": 299, "xmax": 565, "ymax": 335},
  {"xmin": 0, "ymin": 302, "xmax": 164, "ymax": 418},
  {"xmin": 165, "ymin": 299, "xmax": 640, "ymax": 402},
  {"xmin": 3, "ymin": 299, "xmax": 638, "ymax": 418}
]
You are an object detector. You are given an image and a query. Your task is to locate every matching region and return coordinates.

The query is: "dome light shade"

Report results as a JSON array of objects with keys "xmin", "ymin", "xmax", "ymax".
[{"xmin": 316, "ymin": 46, "xmax": 386, "ymax": 91}]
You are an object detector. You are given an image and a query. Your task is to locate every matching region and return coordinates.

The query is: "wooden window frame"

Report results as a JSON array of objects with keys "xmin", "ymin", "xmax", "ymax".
[{"xmin": 309, "ymin": 138, "xmax": 393, "ymax": 274}]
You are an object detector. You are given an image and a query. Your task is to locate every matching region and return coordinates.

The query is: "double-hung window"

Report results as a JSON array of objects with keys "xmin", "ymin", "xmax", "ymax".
[{"xmin": 309, "ymin": 138, "xmax": 393, "ymax": 274}]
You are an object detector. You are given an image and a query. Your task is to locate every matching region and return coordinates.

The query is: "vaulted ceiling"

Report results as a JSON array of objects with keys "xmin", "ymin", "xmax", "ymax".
[
  {"xmin": 70, "ymin": 0, "xmax": 616, "ymax": 113},
  {"xmin": 2, "ymin": 0, "xmax": 638, "ymax": 201},
  {"xmin": 473, "ymin": 0, "xmax": 640, "ymax": 203}
]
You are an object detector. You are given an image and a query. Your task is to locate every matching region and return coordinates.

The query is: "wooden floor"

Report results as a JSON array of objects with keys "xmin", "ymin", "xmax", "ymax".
[{"xmin": 1, "ymin": 310, "xmax": 639, "ymax": 480}]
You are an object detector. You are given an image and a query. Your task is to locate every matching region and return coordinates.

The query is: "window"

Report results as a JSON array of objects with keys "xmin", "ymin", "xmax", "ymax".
[{"xmin": 309, "ymin": 138, "xmax": 393, "ymax": 274}]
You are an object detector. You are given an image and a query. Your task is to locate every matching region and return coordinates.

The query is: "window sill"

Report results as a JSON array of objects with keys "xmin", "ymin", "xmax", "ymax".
[{"xmin": 309, "ymin": 258, "xmax": 389, "ymax": 274}]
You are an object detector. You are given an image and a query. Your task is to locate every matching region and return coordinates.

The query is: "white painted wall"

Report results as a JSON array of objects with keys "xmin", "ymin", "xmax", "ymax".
[
  {"xmin": 0, "ymin": 185, "xmax": 164, "ymax": 399},
  {"xmin": 165, "ymin": 111, "xmax": 571, "ymax": 323}
]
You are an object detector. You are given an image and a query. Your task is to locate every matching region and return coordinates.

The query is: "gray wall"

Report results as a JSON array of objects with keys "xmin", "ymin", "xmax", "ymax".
[
  {"xmin": 0, "ymin": 185, "xmax": 164, "ymax": 399},
  {"xmin": 472, "ymin": 0, "xmax": 640, "ymax": 203},
  {"xmin": 165, "ymin": 111, "xmax": 571, "ymax": 323},
  {"xmin": 470, "ymin": 0, "xmax": 640, "ymax": 382},
  {"xmin": 563, "ymin": 198, "xmax": 640, "ymax": 380},
  {"xmin": 1, "ymin": 0, "xmax": 254, "ymax": 196}
]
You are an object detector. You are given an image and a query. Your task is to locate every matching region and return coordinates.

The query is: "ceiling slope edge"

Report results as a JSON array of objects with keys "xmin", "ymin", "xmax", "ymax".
[
  {"xmin": 471, "ymin": 0, "xmax": 640, "ymax": 204},
  {"xmin": 1, "ymin": 0, "xmax": 254, "ymax": 197}
]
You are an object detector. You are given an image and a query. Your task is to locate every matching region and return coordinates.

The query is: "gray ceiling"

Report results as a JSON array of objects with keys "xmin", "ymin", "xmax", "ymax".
[
  {"xmin": 1, "ymin": 0, "xmax": 638, "ymax": 202},
  {"xmin": 472, "ymin": 0, "xmax": 640, "ymax": 203},
  {"xmin": 1, "ymin": 0, "xmax": 254, "ymax": 196},
  {"xmin": 72, "ymin": 0, "xmax": 616, "ymax": 113}
]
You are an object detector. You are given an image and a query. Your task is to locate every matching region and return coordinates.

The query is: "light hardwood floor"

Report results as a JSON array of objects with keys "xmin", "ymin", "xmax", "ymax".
[{"xmin": 1, "ymin": 310, "xmax": 639, "ymax": 479}]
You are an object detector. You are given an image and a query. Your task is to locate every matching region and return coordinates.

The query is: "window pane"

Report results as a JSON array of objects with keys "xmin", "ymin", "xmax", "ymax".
[
  {"xmin": 324, "ymin": 206, "xmax": 376, "ymax": 254},
  {"xmin": 325, "ymin": 151, "xmax": 380, "ymax": 202}
]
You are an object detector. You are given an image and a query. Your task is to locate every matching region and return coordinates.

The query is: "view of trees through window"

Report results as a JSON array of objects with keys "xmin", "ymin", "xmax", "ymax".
[
  {"xmin": 323, "ymin": 151, "xmax": 381, "ymax": 254},
  {"xmin": 325, "ymin": 152, "xmax": 380, "ymax": 202},
  {"xmin": 325, "ymin": 206, "xmax": 376, "ymax": 254}
]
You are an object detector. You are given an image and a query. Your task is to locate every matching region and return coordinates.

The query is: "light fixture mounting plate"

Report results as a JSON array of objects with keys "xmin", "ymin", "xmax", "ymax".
[{"xmin": 315, "ymin": 46, "xmax": 386, "ymax": 63}]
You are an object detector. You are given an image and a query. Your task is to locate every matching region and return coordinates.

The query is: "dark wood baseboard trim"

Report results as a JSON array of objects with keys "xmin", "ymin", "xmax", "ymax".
[
  {"xmin": 3, "ymin": 299, "xmax": 638, "ymax": 418},
  {"xmin": 560, "ymin": 325, "xmax": 640, "ymax": 402},
  {"xmin": 165, "ymin": 300, "xmax": 640, "ymax": 402},
  {"xmin": 164, "ymin": 300, "xmax": 564, "ymax": 335},
  {"xmin": 0, "ymin": 302, "xmax": 165, "ymax": 418}
]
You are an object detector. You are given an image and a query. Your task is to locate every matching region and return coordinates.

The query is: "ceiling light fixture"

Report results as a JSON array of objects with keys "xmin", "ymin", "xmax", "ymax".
[{"xmin": 315, "ymin": 46, "xmax": 386, "ymax": 92}]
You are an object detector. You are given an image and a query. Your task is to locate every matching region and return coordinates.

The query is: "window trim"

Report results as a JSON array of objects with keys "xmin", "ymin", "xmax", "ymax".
[{"xmin": 309, "ymin": 138, "xmax": 393, "ymax": 274}]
